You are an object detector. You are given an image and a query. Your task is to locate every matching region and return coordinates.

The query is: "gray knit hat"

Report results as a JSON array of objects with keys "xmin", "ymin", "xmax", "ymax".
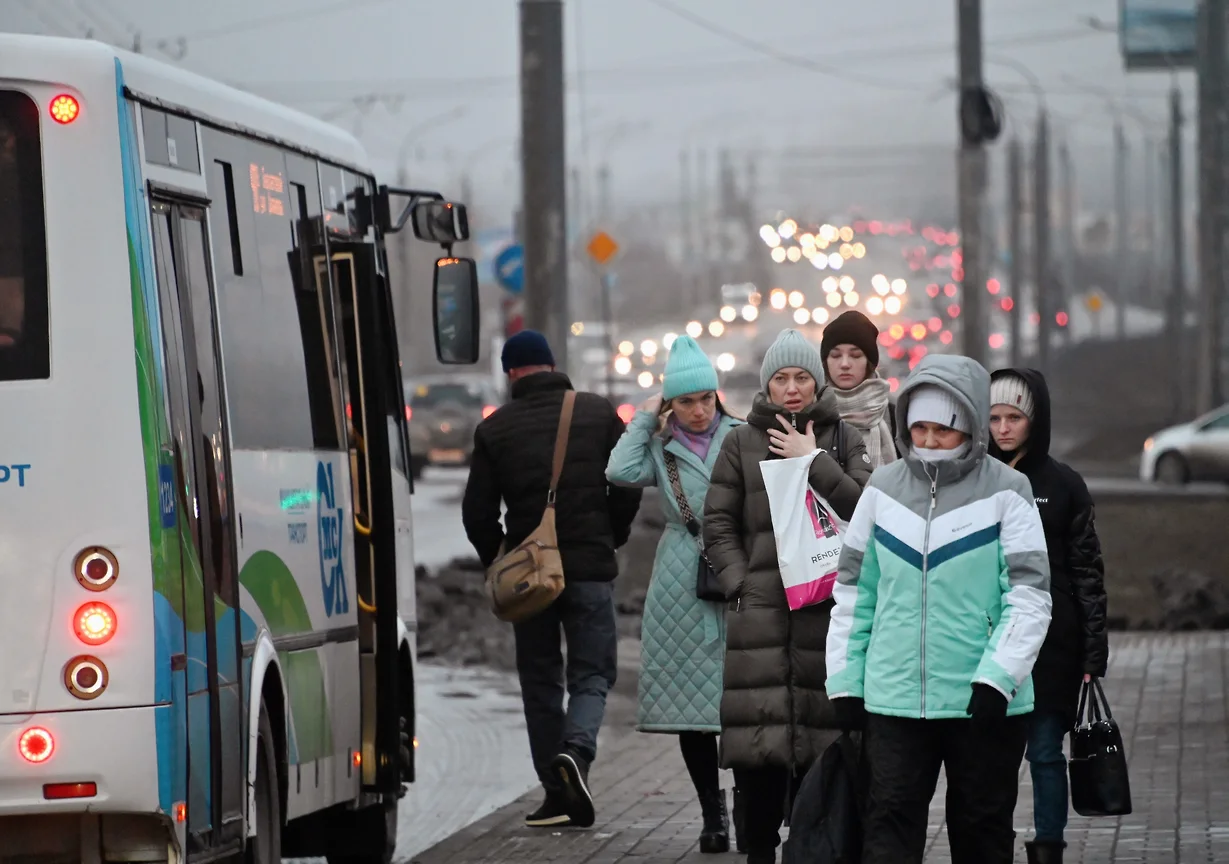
[{"xmin": 759, "ymin": 328, "xmax": 826, "ymax": 390}]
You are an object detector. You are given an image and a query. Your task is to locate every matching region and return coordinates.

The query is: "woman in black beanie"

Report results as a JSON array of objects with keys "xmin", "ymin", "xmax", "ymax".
[{"xmin": 821, "ymin": 310, "xmax": 898, "ymax": 468}]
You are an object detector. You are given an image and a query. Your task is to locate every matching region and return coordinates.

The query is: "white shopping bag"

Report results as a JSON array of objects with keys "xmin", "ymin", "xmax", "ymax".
[{"xmin": 759, "ymin": 453, "xmax": 847, "ymax": 611}]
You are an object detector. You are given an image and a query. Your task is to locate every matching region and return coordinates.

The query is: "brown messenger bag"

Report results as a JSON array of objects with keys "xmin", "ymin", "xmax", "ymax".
[{"xmin": 484, "ymin": 390, "xmax": 575, "ymax": 623}]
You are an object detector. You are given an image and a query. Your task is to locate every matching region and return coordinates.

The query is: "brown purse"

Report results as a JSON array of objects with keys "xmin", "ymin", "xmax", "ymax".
[{"xmin": 484, "ymin": 391, "xmax": 576, "ymax": 623}]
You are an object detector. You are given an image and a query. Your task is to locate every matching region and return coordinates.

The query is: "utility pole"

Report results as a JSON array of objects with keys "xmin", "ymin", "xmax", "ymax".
[
  {"xmin": 1058, "ymin": 139, "xmax": 1077, "ymax": 347},
  {"xmin": 957, "ymin": 0, "xmax": 988, "ymax": 366},
  {"xmin": 695, "ymin": 148, "xmax": 710, "ymax": 307},
  {"xmin": 1169, "ymin": 85, "xmax": 1188, "ymax": 417},
  {"xmin": 519, "ymin": 0, "xmax": 568, "ymax": 370},
  {"xmin": 1197, "ymin": 0, "xmax": 1228, "ymax": 414},
  {"xmin": 1142, "ymin": 137, "xmax": 1157, "ymax": 321},
  {"xmin": 1113, "ymin": 121, "xmax": 1129, "ymax": 338},
  {"xmin": 1033, "ymin": 110, "xmax": 1052, "ymax": 373},
  {"xmin": 680, "ymin": 150, "xmax": 696, "ymax": 308},
  {"xmin": 597, "ymin": 164, "xmax": 615, "ymax": 398},
  {"xmin": 1007, "ymin": 136, "xmax": 1024, "ymax": 368}
]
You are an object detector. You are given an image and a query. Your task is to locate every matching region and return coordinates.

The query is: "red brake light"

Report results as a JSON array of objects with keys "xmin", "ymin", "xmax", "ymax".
[
  {"xmin": 44, "ymin": 782, "xmax": 96, "ymax": 800},
  {"xmin": 49, "ymin": 94, "xmax": 79, "ymax": 124},
  {"xmin": 616, "ymin": 403, "xmax": 635, "ymax": 424},
  {"xmin": 74, "ymin": 603, "xmax": 116, "ymax": 646},
  {"xmin": 482, "ymin": 405, "xmax": 496, "ymax": 419},
  {"xmin": 19, "ymin": 728, "xmax": 54, "ymax": 763},
  {"xmin": 405, "ymin": 405, "xmax": 412, "ymax": 422}
]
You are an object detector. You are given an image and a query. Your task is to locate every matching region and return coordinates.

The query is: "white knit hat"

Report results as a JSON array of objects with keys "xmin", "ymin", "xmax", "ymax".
[
  {"xmin": 907, "ymin": 385, "xmax": 972, "ymax": 434},
  {"xmin": 990, "ymin": 374, "xmax": 1035, "ymax": 420}
]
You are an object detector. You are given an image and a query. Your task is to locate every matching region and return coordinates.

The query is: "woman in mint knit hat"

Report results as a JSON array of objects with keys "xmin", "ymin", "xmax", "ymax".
[{"xmin": 607, "ymin": 334, "xmax": 741, "ymax": 854}]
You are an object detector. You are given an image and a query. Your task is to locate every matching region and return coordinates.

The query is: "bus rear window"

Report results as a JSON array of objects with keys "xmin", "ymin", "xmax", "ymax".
[{"xmin": 0, "ymin": 91, "xmax": 50, "ymax": 380}]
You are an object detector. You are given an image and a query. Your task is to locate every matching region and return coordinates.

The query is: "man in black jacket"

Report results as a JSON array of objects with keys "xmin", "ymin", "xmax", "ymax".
[
  {"xmin": 989, "ymin": 368, "xmax": 1109, "ymax": 864},
  {"xmin": 462, "ymin": 330, "xmax": 642, "ymax": 830}
]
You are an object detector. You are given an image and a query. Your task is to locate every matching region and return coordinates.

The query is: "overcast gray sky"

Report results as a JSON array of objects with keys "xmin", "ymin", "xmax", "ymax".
[{"xmin": 6, "ymin": 0, "xmax": 1192, "ymax": 222}]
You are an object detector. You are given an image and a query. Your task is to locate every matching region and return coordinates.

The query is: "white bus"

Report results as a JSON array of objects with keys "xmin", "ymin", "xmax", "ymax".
[{"xmin": 0, "ymin": 34, "xmax": 481, "ymax": 863}]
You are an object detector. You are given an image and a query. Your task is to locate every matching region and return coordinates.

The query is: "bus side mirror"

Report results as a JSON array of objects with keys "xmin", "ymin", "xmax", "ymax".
[
  {"xmin": 413, "ymin": 200, "xmax": 470, "ymax": 245},
  {"xmin": 433, "ymin": 257, "xmax": 480, "ymax": 365}
]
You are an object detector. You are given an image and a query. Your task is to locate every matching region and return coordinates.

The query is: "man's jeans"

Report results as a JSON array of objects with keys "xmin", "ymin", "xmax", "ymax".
[
  {"xmin": 1026, "ymin": 710, "xmax": 1070, "ymax": 842},
  {"xmin": 513, "ymin": 581, "xmax": 618, "ymax": 792}
]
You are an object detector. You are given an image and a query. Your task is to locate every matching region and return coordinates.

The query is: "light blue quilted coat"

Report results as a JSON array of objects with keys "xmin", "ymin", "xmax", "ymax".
[{"xmin": 606, "ymin": 409, "xmax": 742, "ymax": 733}]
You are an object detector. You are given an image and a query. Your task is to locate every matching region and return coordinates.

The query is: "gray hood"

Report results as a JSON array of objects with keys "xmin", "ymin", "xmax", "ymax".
[{"xmin": 894, "ymin": 353, "xmax": 991, "ymax": 484}]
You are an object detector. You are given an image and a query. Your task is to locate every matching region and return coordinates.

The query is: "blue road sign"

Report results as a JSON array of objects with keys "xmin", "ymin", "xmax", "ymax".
[{"xmin": 494, "ymin": 244, "xmax": 524, "ymax": 295}]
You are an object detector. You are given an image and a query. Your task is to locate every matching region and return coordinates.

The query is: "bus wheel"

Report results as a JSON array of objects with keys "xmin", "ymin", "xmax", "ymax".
[
  {"xmin": 325, "ymin": 799, "xmax": 398, "ymax": 864},
  {"xmin": 246, "ymin": 701, "xmax": 282, "ymax": 864}
]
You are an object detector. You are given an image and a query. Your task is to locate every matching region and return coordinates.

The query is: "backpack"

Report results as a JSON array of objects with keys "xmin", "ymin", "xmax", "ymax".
[{"xmin": 781, "ymin": 733, "xmax": 865, "ymax": 864}]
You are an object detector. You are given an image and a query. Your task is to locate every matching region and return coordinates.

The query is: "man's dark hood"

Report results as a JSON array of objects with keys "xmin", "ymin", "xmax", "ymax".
[{"xmin": 988, "ymin": 367, "xmax": 1052, "ymax": 475}]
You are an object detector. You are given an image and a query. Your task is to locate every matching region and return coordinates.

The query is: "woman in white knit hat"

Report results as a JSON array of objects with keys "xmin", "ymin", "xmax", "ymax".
[
  {"xmin": 702, "ymin": 328, "xmax": 871, "ymax": 864},
  {"xmin": 989, "ymin": 369, "xmax": 1109, "ymax": 864}
]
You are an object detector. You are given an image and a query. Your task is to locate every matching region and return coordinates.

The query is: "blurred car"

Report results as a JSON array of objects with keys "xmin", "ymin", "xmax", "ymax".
[
  {"xmin": 1139, "ymin": 403, "xmax": 1229, "ymax": 484},
  {"xmin": 405, "ymin": 375, "xmax": 503, "ymax": 479}
]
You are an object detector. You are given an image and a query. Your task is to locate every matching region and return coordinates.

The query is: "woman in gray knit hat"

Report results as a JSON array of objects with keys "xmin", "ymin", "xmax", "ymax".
[{"xmin": 703, "ymin": 328, "xmax": 871, "ymax": 864}]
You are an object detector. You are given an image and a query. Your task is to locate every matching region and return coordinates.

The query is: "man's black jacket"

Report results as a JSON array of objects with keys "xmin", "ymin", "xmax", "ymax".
[{"xmin": 462, "ymin": 371, "xmax": 642, "ymax": 581}]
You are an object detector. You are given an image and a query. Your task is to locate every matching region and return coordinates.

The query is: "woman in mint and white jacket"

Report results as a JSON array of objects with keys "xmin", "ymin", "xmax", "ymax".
[{"xmin": 825, "ymin": 354, "xmax": 1052, "ymax": 864}]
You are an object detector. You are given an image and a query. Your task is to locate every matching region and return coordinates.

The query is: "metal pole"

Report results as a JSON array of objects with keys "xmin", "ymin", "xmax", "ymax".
[
  {"xmin": 1059, "ymin": 139, "xmax": 1077, "ymax": 346},
  {"xmin": 396, "ymin": 163, "xmax": 412, "ymax": 360},
  {"xmin": 1033, "ymin": 110, "xmax": 1051, "ymax": 372},
  {"xmin": 957, "ymin": 0, "xmax": 987, "ymax": 366},
  {"xmin": 1114, "ymin": 122, "xmax": 1129, "ymax": 339},
  {"xmin": 1169, "ymin": 86, "xmax": 1188, "ymax": 417},
  {"xmin": 680, "ymin": 149, "xmax": 695, "ymax": 307},
  {"xmin": 1008, "ymin": 137, "xmax": 1024, "ymax": 368},
  {"xmin": 1196, "ymin": 0, "xmax": 1227, "ymax": 414},
  {"xmin": 696, "ymin": 148, "xmax": 710, "ymax": 307},
  {"xmin": 597, "ymin": 163, "xmax": 614, "ymax": 398},
  {"xmin": 1142, "ymin": 137, "xmax": 1157, "ymax": 319},
  {"xmin": 519, "ymin": 0, "xmax": 569, "ymax": 370}
]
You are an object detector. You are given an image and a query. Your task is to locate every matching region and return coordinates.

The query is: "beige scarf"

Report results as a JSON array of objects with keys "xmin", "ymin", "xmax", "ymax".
[{"xmin": 832, "ymin": 376, "xmax": 897, "ymax": 468}]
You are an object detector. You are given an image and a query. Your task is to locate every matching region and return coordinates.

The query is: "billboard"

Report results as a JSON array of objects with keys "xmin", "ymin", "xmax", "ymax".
[{"xmin": 1119, "ymin": 0, "xmax": 1197, "ymax": 70}]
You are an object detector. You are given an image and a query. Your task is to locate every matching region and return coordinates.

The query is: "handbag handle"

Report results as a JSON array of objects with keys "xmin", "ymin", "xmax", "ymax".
[
  {"xmin": 546, "ymin": 391, "xmax": 576, "ymax": 506},
  {"xmin": 663, "ymin": 452, "xmax": 706, "ymax": 554},
  {"xmin": 1075, "ymin": 677, "xmax": 1113, "ymax": 727}
]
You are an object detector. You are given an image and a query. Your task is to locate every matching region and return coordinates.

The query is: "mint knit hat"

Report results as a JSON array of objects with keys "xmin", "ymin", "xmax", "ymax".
[
  {"xmin": 662, "ymin": 335, "xmax": 719, "ymax": 401},
  {"xmin": 759, "ymin": 328, "xmax": 826, "ymax": 390}
]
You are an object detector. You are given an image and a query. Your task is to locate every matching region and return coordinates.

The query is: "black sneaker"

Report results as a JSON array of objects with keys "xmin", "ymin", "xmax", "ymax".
[
  {"xmin": 550, "ymin": 750, "xmax": 595, "ymax": 828},
  {"xmin": 524, "ymin": 792, "xmax": 571, "ymax": 828}
]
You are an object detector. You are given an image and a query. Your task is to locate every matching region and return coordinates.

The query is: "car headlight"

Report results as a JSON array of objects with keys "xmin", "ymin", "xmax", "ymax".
[{"xmin": 1144, "ymin": 437, "xmax": 1155, "ymax": 452}]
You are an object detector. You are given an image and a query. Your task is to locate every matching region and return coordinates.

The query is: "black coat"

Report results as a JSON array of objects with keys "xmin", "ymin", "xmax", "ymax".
[
  {"xmin": 989, "ymin": 368, "xmax": 1109, "ymax": 723},
  {"xmin": 462, "ymin": 371, "xmax": 642, "ymax": 581}
]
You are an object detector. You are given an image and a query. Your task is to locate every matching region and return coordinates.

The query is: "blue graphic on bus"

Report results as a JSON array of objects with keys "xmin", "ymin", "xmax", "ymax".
[
  {"xmin": 158, "ymin": 463, "xmax": 176, "ymax": 528},
  {"xmin": 0, "ymin": 464, "xmax": 31, "ymax": 487},
  {"xmin": 317, "ymin": 461, "xmax": 348, "ymax": 616}
]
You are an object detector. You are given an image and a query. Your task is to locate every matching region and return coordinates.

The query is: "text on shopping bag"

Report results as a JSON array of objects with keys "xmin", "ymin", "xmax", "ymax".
[{"xmin": 760, "ymin": 454, "xmax": 847, "ymax": 611}]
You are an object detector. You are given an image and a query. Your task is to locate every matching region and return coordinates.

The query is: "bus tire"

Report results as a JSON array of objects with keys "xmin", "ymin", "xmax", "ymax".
[
  {"xmin": 325, "ymin": 799, "xmax": 398, "ymax": 864},
  {"xmin": 246, "ymin": 700, "xmax": 282, "ymax": 864}
]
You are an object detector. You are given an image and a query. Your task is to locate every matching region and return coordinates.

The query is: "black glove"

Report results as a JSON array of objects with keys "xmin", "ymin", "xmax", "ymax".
[
  {"xmin": 965, "ymin": 684, "xmax": 1008, "ymax": 727},
  {"xmin": 832, "ymin": 697, "xmax": 867, "ymax": 732}
]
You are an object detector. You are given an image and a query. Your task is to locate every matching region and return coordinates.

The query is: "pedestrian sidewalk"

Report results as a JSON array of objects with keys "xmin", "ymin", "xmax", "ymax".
[{"xmin": 405, "ymin": 633, "xmax": 1229, "ymax": 864}]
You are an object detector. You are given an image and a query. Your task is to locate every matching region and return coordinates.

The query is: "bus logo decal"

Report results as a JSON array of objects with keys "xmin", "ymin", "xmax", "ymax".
[
  {"xmin": 0, "ymin": 464, "xmax": 30, "ymax": 488},
  {"xmin": 317, "ymin": 461, "xmax": 348, "ymax": 617}
]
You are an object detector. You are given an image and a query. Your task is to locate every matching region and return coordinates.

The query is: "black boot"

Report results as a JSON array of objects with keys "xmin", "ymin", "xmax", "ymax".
[
  {"xmin": 1025, "ymin": 840, "xmax": 1067, "ymax": 864},
  {"xmin": 732, "ymin": 786, "xmax": 747, "ymax": 853},
  {"xmin": 697, "ymin": 788, "xmax": 730, "ymax": 854}
]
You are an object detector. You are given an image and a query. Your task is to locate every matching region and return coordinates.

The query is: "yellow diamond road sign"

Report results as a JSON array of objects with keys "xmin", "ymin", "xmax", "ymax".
[
  {"xmin": 587, "ymin": 230, "xmax": 619, "ymax": 265},
  {"xmin": 1086, "ymin": 293, "xmax": 1103, "ymax": 312}
]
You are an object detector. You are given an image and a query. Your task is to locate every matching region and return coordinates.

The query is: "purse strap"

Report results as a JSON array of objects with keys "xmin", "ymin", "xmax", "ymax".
[
  {"xmin": 663, "ymin": 451, "xmax": 704, "ymax": 551},
  {"xmin": 546, "ymin": 391, "xmax": 577, "ymax": 507},
  {"xmin": 1075, "ymin": 677, "xmax": 1113, "ymax": 727}
]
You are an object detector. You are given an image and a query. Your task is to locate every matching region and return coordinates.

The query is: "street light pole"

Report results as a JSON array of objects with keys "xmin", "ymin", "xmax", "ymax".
[{"xmin": 957, "ymin": 0, "xmax": 988, "ymax": 366}]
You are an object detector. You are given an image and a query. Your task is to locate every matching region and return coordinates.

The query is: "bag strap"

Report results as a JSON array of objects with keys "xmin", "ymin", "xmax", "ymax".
[
  {"xmin": 546, "ymin": 391, "xmax": 576, "ymax": 506},
  {"xmin": 835, "ymin": 419, "xmax": 847, "ymax": 467},
  {"xmin": 1092, "ymin": 678, "xmax": 1114, "ymax": 721},
  {"xmin": 663, "ymin": 452, "xmax": 705, "ymax": 550}
]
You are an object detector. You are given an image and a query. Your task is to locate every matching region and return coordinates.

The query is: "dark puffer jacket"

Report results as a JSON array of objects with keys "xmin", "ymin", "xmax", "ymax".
[
  {"xmin": 462, "ymin": 372, "xmax": 642, "ymax": 580},
  {"xmin": 703, "ymin": 388, "xmax": 871, "ymax": 770},
  {"xmin": 990, "ymin": 368, "xmax": 1109, "ymax": 724}
]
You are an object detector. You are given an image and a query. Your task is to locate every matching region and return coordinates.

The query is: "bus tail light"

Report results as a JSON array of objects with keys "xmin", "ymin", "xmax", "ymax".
[
  {"xmin": 482, "ymin": 405, "xmax": 496, "ymax": 419},
  {"xmin": 49, "ymin": 94, "xmax": 80, "ymax": 124},
  {"xmin": 405, "ymin": 405, "xmax": 412, "ymax": 422},
  {"xmin": 19, "ymin": 728, "xmax": 54, "ymax": 763},
  {"xmin": 74, "ymin": 547, "xmax": 118, "ymax": 591},
  {"xmin": 64, "ymin": 656, "xmax": 108, "ymax": 700},
  {"xmin": 44, "ymin": 782, "xmax": 96, "ymax": 800},
  {"xmin": 74, "ymin": 603, "xmax": 116, "ymax": 646}
]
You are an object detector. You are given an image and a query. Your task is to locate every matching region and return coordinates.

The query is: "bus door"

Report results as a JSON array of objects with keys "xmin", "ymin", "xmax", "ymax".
[
  {"xmin": 150, "ymin": 200, "xmax": 246, "ymax": 852},
  {"xmin": 315, "ymin": 241, "xmax": 404, "ymax": 796}
]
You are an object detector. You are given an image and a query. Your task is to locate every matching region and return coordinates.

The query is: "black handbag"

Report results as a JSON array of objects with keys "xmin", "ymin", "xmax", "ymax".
[
  {"xmin": 1069, "ymin": 678, "xmax": 1133, "ymax": 817},
  {"xmin": 663, "ymin": 452, "xmax": 726, "ymax": 602}
]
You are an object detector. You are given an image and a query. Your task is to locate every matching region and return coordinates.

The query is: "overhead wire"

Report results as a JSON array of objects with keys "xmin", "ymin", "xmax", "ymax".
[{"xmin": 170, "ymin": 0, "xmax": 398, "ymax": 43}]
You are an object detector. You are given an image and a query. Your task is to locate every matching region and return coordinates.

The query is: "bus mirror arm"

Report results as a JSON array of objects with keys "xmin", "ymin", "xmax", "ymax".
[{"xmin": 376, "ymin": 186, "xmax": 470, "ymax": 246}]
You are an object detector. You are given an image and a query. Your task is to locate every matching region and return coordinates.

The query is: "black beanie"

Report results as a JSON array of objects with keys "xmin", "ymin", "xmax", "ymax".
[{"xmin": 821, "ymin": 310, "xmax": 880, "ymax": 368}]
